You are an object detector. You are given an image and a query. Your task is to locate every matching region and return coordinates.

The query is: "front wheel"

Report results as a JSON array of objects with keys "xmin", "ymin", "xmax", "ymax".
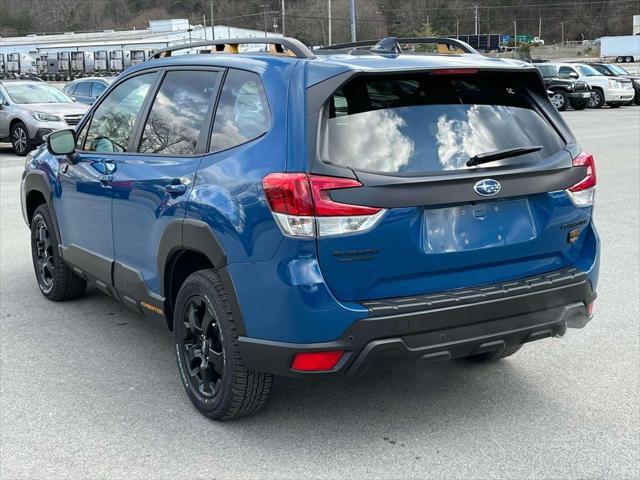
[
  {"xmin": 30, "ymin": 205, "xmax": 86, "ymax": 300},
  {"xmin": 589, "ymin": 89, "xmax": 605, "ymax": 109},
  {"xmin": 465, "ymin": 344, "xmax": 523, "ymax": 363},
  {"xmin": 174, "ymin": 270, "xmax": 273, "ymax": 420},
  {"xmin": 550, "ymin": 91, "xmax": 568, "ymax": 111},
  {"xmin": 11, "ymin": 121, "xmax": 31, "ymax": 156}
]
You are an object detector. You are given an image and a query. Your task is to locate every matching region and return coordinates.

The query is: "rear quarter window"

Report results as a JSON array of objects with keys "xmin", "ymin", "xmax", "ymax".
[{"xmin": 320, "ymin": 72, "xmax": 565, "ymax": 175}]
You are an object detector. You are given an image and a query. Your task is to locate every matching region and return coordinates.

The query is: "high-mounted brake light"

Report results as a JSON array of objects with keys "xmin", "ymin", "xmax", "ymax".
[
  {"xmin": 566, "ymin": 152, "xmax": 596, "ymax": 207},
  {"xmin": 430, "ymin": 68, "xmax": 479, "ymax": 75},
  {"xmin": 263, "ymin": 173, "xmax": 386, "ymax": 237},
  {"xmin": 291, "ymin": 351, "xmax": 344, "ymax": 372}
]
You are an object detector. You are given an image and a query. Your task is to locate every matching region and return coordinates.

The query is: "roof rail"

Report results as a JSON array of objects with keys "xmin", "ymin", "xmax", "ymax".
[
  {"xmin": 316, "ymin": 36, "xmax": 479, "ymax": 55},
  {"xmin": 148, "ymin": 37, "xmax": 315, "ymax": 60}
]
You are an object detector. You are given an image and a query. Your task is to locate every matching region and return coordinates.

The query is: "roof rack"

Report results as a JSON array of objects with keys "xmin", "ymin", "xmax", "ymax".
[
  {"xmin": 148, "ymin": 37, "xmax": 315, "ymax": 60},
  {"xmin": 315, "ymin": 36, "xmax": 479, "ymax": 55}
]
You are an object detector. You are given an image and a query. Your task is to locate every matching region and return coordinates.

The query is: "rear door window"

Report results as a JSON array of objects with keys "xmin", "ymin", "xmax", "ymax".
[
  {"xmin": 74, "ymin": 81, "xmax": 91, "ymax": 97},
  {"xmin": 209, "ymin": 69, "xmax": 271, "ymax": 153},
  {"xmin": 138, "ymin": 70, "xmax": 219, "ymax": 155},
  {"xmin": 92, "ymin": 81, "xmax": 107, "ymax": 97},
  {"xmin": 320, "ymin": 73, "xmax": 564, "ymax": 175}
]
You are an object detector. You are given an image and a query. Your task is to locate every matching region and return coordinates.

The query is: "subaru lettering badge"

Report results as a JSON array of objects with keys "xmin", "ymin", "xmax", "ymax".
[{"xmin": 474, "ymin": 179, "xmax": 501, "ymax": 196}]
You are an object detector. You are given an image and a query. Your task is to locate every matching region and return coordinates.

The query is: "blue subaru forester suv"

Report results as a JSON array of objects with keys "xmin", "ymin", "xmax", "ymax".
[{"xmin": 21, "ymin": 37, "xmax": 599, "ymax": 420}]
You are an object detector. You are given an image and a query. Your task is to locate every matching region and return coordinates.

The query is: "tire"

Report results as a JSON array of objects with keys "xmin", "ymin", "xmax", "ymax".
[
  {"xmin": 625, "ymin": 56, "xmax": 634, "ymax": 63},
  {"xmin": 11, "ymin": 121, "xmax": 31, "ymax": 156},
  {"xmin": 549, "ymin": 90, "xmax": 568, "ymax": 111},
  {"xmin": 465, "ymin": 344, "xmax": 523, "ymax": 363},
  {"xmin": 30, "ymin": 205, "xmax": 86, "ymax": 300},
  {"xmin": 616, "ymin": 56, "xmax": 624, "ymax": 63},
  {"xmin": 174, "ymin": 269, "xmax": 273, "ymax": 420},
  {"xmin": 634, "ymin": 95, "xmax": 640, "ymax": 106},
  {"xmin": 589, "ymin": 88, "xmax": 605, "ymax": 109}
]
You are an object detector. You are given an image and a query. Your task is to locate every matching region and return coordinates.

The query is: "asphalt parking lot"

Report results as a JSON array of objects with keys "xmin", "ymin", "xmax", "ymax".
[{"xmin": 1, "ymin": 108, "xmax": 638, "ymax": 479}]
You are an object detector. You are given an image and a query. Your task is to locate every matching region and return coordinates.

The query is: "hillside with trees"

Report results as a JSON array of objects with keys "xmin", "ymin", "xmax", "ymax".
[{"xmin": 1, "ymin": 0, "xmax": 638, "ymax": 45}]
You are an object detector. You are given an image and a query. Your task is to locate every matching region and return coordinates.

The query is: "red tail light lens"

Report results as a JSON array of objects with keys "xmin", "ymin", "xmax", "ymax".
[
  {"xmin": 308, "ymin": 176, "xmax": 380, "ymax": 216},
  {"xmin": 262, "ymin": 173, "xmax": 313, "ymax": 216},
  {"xmin": 291, "ymin": 351, "xmax": 344, "ymax": 372},
  {"xmin": 566, "ymin": 152, "xmax": 596, "ymax": 207},
  {"xmin": 262, "ymin": 173, "xmax": 385, "ymax": 237},
  {"xmin": 569, "ymin": 152, "xmax": 596, "ymax": 192}
]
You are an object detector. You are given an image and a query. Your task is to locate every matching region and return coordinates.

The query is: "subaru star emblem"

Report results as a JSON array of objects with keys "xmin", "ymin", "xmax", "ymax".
[{"xmin": 474, "ymin": 179, "xmax": 501, "ymax": 196}]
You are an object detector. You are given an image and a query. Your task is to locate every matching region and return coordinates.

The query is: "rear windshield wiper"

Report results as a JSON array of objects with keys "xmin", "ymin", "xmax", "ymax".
[{"xmin": 466, "ymin": 146, "xmax": 543, "ymax": 167}]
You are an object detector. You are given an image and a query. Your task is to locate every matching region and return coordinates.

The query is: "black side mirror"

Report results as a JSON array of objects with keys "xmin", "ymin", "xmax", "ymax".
[{"xmin": 47, "ymin": 129, "xmax": 77, "ymax": 162}]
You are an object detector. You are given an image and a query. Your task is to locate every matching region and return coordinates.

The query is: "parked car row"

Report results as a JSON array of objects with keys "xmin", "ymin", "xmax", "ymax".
[{"xmin": 535, "ymin": 61, "xmax": 639, "ymax": 111}]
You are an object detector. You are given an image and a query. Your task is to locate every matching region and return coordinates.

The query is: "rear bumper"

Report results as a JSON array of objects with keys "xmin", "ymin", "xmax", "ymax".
[{"xmin": 238, "ymin": 268, "xmax": 595, "ymax": 377}]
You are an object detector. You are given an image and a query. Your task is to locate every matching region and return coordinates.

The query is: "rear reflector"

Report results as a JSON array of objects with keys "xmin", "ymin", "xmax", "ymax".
[
  {"xmin": 263, "ymin": 173, "xmax": 386, "ymax": 237},
  {"xmin": 291, "ymin": 351, "xmax": 344, "ymax": 372},
  {"xmin": 566, "ymin": 152, "xmax": 596, "ymax": 207},
  {"xmin": 588, "ymin": 302, "xmax": 594, "ymax": 317}
]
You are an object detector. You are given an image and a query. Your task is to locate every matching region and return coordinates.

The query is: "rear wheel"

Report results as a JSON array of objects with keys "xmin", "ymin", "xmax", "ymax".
[
  {"xmin": 465, "ymin": 344, "xmax": 523, "ymax": 363},
  {"xmin": 11, "ymin": 121, "xmax": 30, "ymax": 156},
  {"xmin": 174, "ymin": 269, "xmax": 273, "ymax": 420},
  {"xmin": 30, "ymin": 205, "xmax": 86, "ymax": 300},
  {"xmin": 550, "ymin": 90, "xmax": 568, "ymax": 111}
]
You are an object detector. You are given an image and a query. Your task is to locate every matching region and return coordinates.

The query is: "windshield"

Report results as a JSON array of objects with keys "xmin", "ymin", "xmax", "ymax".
[
  {"xmin": 609, "ymin": 65, "xmax": 630, "ymax": 75},
  {"xmin": 576, "ymin": 65, "xmax": 602, "ymax": 77},
  {"xmin": 321, "ymin": 73, "xmax": 564, "ymax": 175},
  {"xmin": 536, "ymin": 65, "xmax": 558, "ymax": 78},
  {"xmin": 4, "ymin": 83, "xmax": 73, "ymax": 104}
]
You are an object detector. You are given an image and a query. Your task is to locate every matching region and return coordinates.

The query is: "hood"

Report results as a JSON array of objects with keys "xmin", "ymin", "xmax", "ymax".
[{"xmin": 20, "ymin": 102, "xmax": 89, "ymax": 116}]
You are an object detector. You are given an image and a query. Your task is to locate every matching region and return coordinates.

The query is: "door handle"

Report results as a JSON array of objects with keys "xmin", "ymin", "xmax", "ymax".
[
  {"xmin": 165, "ymin": 181, "xmax": 188, "ymax": 196},
  {"xmin": 99, "ymin": 174, "xmax": 114, "ymax": 184}
]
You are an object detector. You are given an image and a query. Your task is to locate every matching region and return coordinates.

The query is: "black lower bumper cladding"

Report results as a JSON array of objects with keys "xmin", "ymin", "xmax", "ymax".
[{"xmin": 238, "ymin": 268, "xmax": 595, "ymax": 377}]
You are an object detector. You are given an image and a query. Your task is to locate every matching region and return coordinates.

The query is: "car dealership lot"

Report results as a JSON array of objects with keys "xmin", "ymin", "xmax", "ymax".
[{"xmin": 1, "ymin": 108, "xmax": 638, "ymax": 479}]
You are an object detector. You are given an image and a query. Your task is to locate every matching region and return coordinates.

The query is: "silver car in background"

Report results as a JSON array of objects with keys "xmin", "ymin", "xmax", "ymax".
[{"xmin": 0, "ymin": 80, "xmax": 89, "ymax": 155}]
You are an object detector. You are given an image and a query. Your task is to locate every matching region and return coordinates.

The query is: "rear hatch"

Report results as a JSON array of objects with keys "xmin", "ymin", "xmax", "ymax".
[{"xmin": 311, "ymin": 68, "xmax": 594, "ymax": 301}]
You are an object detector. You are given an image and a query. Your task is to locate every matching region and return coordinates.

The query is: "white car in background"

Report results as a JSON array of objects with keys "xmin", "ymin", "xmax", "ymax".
[{"xmin": 553, "ymin": 63, "xmax": 635, "ymax": 108}]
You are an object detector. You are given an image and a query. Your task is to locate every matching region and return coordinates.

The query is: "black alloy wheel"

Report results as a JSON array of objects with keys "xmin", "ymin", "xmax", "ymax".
[
  {"xmin": 180, "ymin": 295, "xmax": 226, "ymax": 399},
  {"xmin": 33, "ymin": 217, "xmax": 55, "ymax": 294}
]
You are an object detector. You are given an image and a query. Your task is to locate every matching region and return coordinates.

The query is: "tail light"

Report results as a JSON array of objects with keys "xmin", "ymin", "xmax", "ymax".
[
  {"xmin": 263, "ymin": 173, "xmax": 386, "ymax": 237},
  {"xmin": 566, "ymin": 152, "xmax": 596, "ymax": 207}
]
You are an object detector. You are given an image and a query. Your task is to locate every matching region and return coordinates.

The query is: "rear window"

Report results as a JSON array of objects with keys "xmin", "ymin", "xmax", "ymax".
[{"xmin": 320, "ymin": 73, "xmax": 565, "ymax": 175}]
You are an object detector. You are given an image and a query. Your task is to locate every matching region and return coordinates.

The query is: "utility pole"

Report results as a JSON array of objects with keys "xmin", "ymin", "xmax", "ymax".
[
  {"xmin": 209, "ymin": 1, "xmax": 214, "ymax": 41},
  {"xmin": 474, "ymin": 5, "xmax": 478, "ymax": 35},
  {"xmin": 456, "ymin": 20, "xmax": 459, "ymax": 39},
  {"xmin": 262, "ymin": 4, "xmax": 268, "ymax": 38},
  {"xmin": 349, "ymin": 0, "xmax": 356, "ymax": 42},
  {"xmin": 538, "ymin": 17, "xmax": 542, "ymax": 39},
  {"xmin": 281, "ymin": 0, "xmax": 286, "ymax": 36},
  {"xmin": 328, "ymin": 0, "xmax": 332, "ymax": 45},
  {"xmin": 561, "ymin": 22, "xmax": 565, "ymax": 45},
  {"xmin": 514, "ymin": 20, "xmax": 517, "ymax": 48}
]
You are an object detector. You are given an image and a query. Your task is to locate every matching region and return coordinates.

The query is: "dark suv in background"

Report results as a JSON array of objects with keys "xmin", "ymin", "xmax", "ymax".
[
  {"xmin": 586, "ymin": 63, "xmax": 640, "ymax": 105},
  {"xmin": 534, "ymin": 64, "xmax": 592, "ymax": 110}
]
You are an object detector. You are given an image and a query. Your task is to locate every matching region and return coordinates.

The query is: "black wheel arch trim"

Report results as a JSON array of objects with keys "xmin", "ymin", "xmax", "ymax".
[
  {"xmin": 157, "ymin": 218, "xmax": 246, "ymax": 335},
  {"xmin": 22, "ymin": 170, "xmax": 61, "ymax": 240}
]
